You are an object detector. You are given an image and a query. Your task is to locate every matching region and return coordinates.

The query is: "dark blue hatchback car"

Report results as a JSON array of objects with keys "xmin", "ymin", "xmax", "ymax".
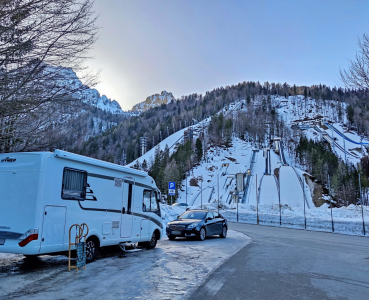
[{"xmin": 166, "ymin": 210, "xmax": 228, "ymax": 241}]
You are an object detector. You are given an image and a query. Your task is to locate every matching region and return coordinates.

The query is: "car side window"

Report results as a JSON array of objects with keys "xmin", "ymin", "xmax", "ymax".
[{"xmin": 206, "ymin": 212, "xmax": 214, "ymax": 219}]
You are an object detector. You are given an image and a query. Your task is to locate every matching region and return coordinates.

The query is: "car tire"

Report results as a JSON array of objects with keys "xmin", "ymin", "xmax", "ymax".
[
  {"xmin": 198, "ymin": 227, "xmax": 206, "ymax": 241},
  {"xmin": 146, "ymin": 232, "xmax": 158, "ymax": 249},
  {"xmin": 168, "ymin": 235, "xmax": 176, "ymax": 240},
  {"xmin": 86, "ymin": 237, "xmax": 99, "ymax": 263},
  {"xmin": 219, "ymin": 226, "xmax": 227, "ymax": 238}
]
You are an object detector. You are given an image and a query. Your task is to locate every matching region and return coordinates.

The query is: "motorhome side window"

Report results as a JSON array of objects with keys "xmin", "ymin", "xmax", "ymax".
[
  {"xmin": 143, "ymin": 190, "xmax": 159, "ymax": 212},
  {"xmin": 61, "ymin": 168, "xmax": 87, "ymax": 200}
]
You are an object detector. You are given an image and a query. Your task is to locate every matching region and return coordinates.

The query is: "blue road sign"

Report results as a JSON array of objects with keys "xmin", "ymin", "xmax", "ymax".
[{"xmin": 168, "ymin": 182, "xmax": 175, "ymax": 195}]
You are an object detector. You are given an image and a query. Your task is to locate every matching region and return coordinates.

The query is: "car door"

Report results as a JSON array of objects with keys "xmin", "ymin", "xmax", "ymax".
[
  {"xmin": 212, "ymin": 212, "xmax": 223, "ymax": 234},
  {"xmin": 205, "ymin": 212, "xmax": 215, "ymax": 235}
]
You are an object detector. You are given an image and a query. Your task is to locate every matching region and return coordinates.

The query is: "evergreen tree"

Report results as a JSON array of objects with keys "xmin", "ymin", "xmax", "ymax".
[{"xmin": 195, "ymin": 138, "xmax": 203, "ymax": 162}]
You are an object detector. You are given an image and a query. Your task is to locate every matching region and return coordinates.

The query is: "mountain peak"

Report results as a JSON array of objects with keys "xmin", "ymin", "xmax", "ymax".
[{"xmin": 131, "ymin": 91, "xmax": 175, "ymax": 113}]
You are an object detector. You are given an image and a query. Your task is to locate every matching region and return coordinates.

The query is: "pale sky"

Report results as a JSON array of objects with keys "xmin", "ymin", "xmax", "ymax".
[{"xmin": 86, "ymin": 0, "xmax": 369, "ymax": 111}]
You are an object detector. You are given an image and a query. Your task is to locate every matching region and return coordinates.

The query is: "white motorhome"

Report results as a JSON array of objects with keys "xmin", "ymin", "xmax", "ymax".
[{"xmin": 0, "ymin": 150, "xmax": 163, "ymax": 261}]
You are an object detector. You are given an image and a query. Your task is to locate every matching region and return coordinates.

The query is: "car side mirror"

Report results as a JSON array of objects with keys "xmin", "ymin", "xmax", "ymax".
[
  {"xmin": 177, "ymin": 215, "xmax": 180, "ymax": 219},
  {"xmin": 206, "ymin": 217, "xmax": 212, "ymax": 222}
]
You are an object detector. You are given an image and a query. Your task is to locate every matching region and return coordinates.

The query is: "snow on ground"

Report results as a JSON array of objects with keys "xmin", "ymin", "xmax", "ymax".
[
  {"xmin": 0, "ymin": 231, "xmax": 250, "ymax": 300},
  {"xmin": 160, "ymin": 204, "xmax": 187, "ymax": 228},
  {"xmin": 280, "ymin": 166, "xmax": 304, "ymax": 207},
  {"xmin": 259, "ymin": 175, "xmax": 279, "ymax": 205}
]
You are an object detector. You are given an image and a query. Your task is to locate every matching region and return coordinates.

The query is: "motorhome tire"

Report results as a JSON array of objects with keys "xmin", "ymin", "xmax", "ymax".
[
  {"xmin": 86, "ymin": 237, "xmax": 99, "ymax": 262},
  {"xmin": 146, "ymin": 232, "xmax": 158, "ymax": 249}
]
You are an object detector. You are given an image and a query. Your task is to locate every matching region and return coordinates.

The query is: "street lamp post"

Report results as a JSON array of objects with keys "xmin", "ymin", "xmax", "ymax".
[
  {"xmin": 217, "ymin": 173, "xmax": 220, "ymax": 214},
  {"xmin": 328, "ymin": 175, "xmax": 334, "ymax": 233},
  {"xmin": 186, "ymin": 171, "xmax": 188, "ymax": 205},
  {"xmin": 237, "ymin": 189, "xmax": 239, "ymax": 222},
  {"xmin": 359, "ymin": 173, "xmax": 366, "ymax": 235},
  {"xmin": 201, "ymin": 177, "xmax": 203, "ymax": 208}
]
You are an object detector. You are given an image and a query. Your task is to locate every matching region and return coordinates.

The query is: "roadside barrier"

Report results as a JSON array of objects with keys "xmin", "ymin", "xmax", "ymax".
[{"xmin": 220, "ymin": 205, "xmax": 369, "ymax": 237}]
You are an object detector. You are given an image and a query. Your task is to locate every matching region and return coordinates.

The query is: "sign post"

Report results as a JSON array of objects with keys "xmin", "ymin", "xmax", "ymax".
[{"xmin": 168, "ymin": 182, "xmax": 175, "ymax": 205}]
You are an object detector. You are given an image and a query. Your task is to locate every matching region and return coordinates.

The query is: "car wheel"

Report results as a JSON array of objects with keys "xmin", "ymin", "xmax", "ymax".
[
  {"xmin": 220, "ymin": 226, "xmax": 227, "ymax": 238},
  {"xmin": 86, "ymin": 237, "xmax": 99, "ymax": 262},
  {"xmin": 147, "ymin": 232, "xmax": 158, "ymax": 249},
  {"xmin": 198, "ymin": 227, "xmax": 206, "ymax": 241},
  {"xmin": 168, "ymin": 235, "xmax": 176, "ymax": 240}
]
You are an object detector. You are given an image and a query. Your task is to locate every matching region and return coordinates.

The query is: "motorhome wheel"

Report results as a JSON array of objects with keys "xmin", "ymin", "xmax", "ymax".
[
  {"xmin": 146, "ymin": 232, "xmax": 158, "ymax": 249},
  {"xmin": 86, "ymin": 237, "xmax": 99, "ymax": 262}
]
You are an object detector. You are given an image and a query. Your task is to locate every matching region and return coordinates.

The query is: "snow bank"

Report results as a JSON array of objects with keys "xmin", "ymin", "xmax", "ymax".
[{"xmin": 160, "ymin": 204, "xmax": 186, "ymax": 229}]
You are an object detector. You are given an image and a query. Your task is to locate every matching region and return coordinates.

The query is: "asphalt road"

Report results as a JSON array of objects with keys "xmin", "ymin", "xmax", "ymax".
[{"xmin": 187, "ymin": 223, "xmax": 369, "ymax": 300}]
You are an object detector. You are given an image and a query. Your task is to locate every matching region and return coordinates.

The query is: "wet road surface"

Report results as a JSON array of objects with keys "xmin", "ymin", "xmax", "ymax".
[{"xmin": 187, "ymin": 222, "xmax": 369, "ymax": 300}]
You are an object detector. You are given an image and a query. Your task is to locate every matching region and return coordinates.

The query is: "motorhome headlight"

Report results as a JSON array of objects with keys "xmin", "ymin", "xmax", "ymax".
[
  {"xmin": 187, "ymin": 223, "xmax": 198, "ymax": 229},
  {"xmin": 18, "ymin": 228, "xmax": 39, "ymax": 247}
]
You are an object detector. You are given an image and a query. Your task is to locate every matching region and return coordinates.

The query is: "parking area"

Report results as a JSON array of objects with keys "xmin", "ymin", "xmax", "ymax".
[{"xmin": 0, "ymin": 230, "xmax": 250, "ymax": 300}]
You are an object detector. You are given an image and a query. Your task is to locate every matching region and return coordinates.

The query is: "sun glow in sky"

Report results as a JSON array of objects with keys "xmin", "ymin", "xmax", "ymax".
[{"xmin": 86, "ymin": 0, "xmax": 369, "ymax": 111}]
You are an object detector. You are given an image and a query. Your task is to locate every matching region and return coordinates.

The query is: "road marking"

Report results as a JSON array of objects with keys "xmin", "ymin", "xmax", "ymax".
[{"xmin": 204, "ymin": 266, "xmax": 236, "ymax": 296}]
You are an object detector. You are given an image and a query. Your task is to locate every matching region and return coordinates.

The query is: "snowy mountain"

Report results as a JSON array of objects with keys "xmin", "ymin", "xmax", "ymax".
[
  {"xmin": 131, "ymin": 91, "xmax": 175, "ymax": 113},
  {"xmin": 79, "ymin": 88, "xmax": 124, "ymax": 114},
  {"xmin": 55, "ymin": 67, "xmax": 129, "ymax": 115}
]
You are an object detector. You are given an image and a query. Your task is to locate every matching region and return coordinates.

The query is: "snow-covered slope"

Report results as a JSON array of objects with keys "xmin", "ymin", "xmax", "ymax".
[
  {"xmin": 273, "ymin": 94, "xmax": 368, "ymax": 165},
  {"xmin": 131, "ymin": 91, "xmax": 175, "ymax": 113}
]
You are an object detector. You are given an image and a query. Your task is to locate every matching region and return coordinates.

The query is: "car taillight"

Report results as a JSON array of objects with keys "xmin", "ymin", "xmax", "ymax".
[{"xmin": 18, "ymin": 228, "xmax": 39, "ymax": 247}]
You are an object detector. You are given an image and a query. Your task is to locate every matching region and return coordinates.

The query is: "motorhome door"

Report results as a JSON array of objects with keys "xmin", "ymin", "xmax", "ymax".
[
  {"xmin": 40, "ymin": 206, "xmax": 67, "ymax": 253},
  {"xmin": 121, "ymin": 178, "xmax": 134, "ymax": 237}
]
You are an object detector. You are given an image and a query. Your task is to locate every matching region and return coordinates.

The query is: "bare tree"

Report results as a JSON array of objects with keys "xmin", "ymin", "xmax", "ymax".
[
  {"xmin": 0, "ymin": 0, "xmax": 98, "ymax": 152},
  {"xmin": 340, "ymin": 33, "xmax": 369, "ymax": 90}
]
